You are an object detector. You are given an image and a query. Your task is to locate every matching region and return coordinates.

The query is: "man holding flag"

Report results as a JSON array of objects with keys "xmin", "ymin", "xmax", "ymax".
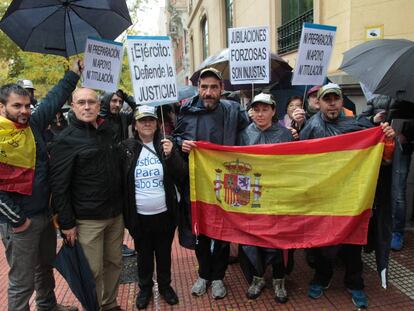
[
  {"xmin": 174, "ymin": 67, "xmax": 249, "ymax": 299},
  {"xmin": 300, "ymin": 83, "xmax": 395, "ymax": 309},
  {"xmin": 0, "ymin": 61, "xmax": 82, "ymax": 311}
]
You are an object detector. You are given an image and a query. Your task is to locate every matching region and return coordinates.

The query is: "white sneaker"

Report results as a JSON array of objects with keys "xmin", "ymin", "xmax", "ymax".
[
  {"xmin": 191, "ymin": 277, "xmax": 208, "ymax": 296},
  {"xmin": 211, "ymin": 280, "xmax": 227, "ymax": 299},
  {"xmin": 273, "ymin": 278, "xmax": 288, "ymax": 303},
  {"xmin": 246, "ymin": 276, "xmax": 266, "ymax": 299}
]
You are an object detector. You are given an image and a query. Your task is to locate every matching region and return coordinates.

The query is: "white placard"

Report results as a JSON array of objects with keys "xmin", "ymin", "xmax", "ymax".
[
  {"xmin": 291, "ymin": 23, "xmax": 337, "ymax": 86},
  {"xmin": 82, "ymin": 37, "xmax": 123, "ymax": 92},
  {"xmin": 126, "ymin": 36, "xmax": 178, "ymax": 106},
  {"xmin": 228, "ymin": 26, "xmax": 270, "ymax": 85}
]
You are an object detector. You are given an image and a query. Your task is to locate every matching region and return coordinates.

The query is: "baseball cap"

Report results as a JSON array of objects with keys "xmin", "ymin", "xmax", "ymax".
[
  {"xmin": 199, "ymin": 67, "xmax": 222, "ymax": 80},
  {"xmin": 317, "ymin": 83, "xmax": 342, "ymax": 100},
  {"xmin": 307, "ymin": 85, "xmax": 321, "ymax": 97},
  {"xmin": 134, "ymin": 105, "xmax": 158, "ymax": 120},
  {"xmin": 251, "ymin": 93, "xmax": 276, "ymax": 107},
  {"xmin": 17, "ymin": 79, "xmax": 35, "ymax": 90}
]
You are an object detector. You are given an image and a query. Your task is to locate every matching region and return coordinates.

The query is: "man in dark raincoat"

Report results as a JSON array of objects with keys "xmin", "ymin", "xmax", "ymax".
[
  {"xmin": 300, "ymin": 83, "xmax": 395, "ymax": 309},
  {"xmin": 174, "ymin": 67, "xmax": 249, "ymax": 299}
]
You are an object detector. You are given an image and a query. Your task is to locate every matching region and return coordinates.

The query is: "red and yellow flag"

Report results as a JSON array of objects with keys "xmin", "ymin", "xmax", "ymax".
[
  {"xmin": 189, "ymin": 127, "xmax": 385, "ymax": 249},
  {"xmin": 0, "ymin": 116, "xmax": 36, "ymax": 195}
]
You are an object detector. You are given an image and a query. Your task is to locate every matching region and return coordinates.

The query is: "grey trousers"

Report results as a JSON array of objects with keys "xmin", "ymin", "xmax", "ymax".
[{"xmin": 0, "ymin": 212, "xmax": 57, "ymax": 311}]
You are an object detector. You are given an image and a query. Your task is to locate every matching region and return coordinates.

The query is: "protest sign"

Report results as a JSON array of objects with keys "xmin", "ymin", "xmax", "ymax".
[
  {"xmin": 228, "ymin": 26, "xmax": 270, "ymax": 85},
  {"xmin": 82, "ymin": 37, "xmax": 123, "ymax": 92},
  {"xmin": 127, "ymin": 36, "xmax": 178, "ymax": 106},
  {"xmin": 292, "ymin": 23, "xmax": 337, "ymax": 86}
]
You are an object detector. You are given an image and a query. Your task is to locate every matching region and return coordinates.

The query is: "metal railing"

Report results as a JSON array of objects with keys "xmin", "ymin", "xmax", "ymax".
[{"xmin": 277, "ymin": 9, "xmax": 313, "ymax": 54}]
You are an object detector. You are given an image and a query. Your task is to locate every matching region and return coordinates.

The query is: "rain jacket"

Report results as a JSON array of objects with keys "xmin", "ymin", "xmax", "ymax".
[
  {"xmin": 119, "ymin": 133, "xmax": 187, "ymax": 236},
  {"xmin": 49, "ymin": 114, "xmax": 123, "ymax": 230},
  {"xmin": 360, "ymin": 94, "xmax": 414, "ymax": 123},
  {"xmin": 173, "ymin": 96, "xmax": 249, "ymax": 249},
  {"xmin": 0, "ymin": 71, "xmax": 79, "ymax": 227},
  {"xmin": 300, "ymin": 111, "xmax": 373, "ymax": 140},
  {"xmin": 99, "ymin": 92, "xmax": 136, "ymax": 143},
  {"xmin": 238, "ymin": 122, "xmax": 293, "ymax": 145},
  {"xmin": 174, "ymin": 95, "xmax": 249, "ymax": 146}
]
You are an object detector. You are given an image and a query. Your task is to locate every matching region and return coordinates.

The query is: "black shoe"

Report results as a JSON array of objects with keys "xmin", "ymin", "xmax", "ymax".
[
  {"xmin": 135, "ymin": 289, "xmax": 152, "ymax": 309},
  {"xmin": 159, "ymin": 286, "xmax": 179, "ymax": 305}
]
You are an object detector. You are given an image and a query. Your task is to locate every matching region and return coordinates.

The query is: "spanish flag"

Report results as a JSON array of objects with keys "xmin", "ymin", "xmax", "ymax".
[
  {"xmin": 189, "ymin": 127, "xmax": 385, "ymax": 249},
  {"xmin": 0, "ymin": 116, "xmax": 36, "ymax": 195}
]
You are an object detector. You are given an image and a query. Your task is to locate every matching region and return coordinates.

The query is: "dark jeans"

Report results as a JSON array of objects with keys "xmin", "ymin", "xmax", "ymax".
[
  {"xmin": 133, "ymin": 212, "xmax": 175, "ymax": 292},
  {"xmin": 310, "ymin": 244, "xmax": 364, "ymax": 290},
  {"xmin": 0, "ymin": 213, "xmax": 57, "ymax": 311},
  {"xmin": 392, "ymin": 143, "xmax": 412, "ymax": 234},
  {"xmin": 195, "ymin": 234, "xmax": 230, "ymax": 281}
]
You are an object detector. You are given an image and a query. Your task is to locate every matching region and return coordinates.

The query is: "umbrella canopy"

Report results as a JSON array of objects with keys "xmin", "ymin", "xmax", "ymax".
[
  {"xmin": 54, "ymin": 241, "xmax": 99, "ymax": 311},
  {"xmin": 177, "ymin": 85, "xmax": 197, "ymax": 101},
  {"xmin": 339, "ymin": 39, "xmax": 414, "ymax": 102},
  {"xmin": 0, "ymin": 0, "xmax": 132, "ymax": 57},
  {"xmin": 190, "ymin": 48, "xmax": 292, "ymax": 90}
]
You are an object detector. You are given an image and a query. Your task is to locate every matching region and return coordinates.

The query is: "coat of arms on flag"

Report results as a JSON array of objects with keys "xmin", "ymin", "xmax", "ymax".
[{"xmin": 214, "ymin": 159, "xmax": 262, "ymax": 207}]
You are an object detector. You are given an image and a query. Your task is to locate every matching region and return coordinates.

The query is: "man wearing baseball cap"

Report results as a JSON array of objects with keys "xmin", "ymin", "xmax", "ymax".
[
  {"xmin": 174, "ymin": 67, "xmax": 249, "ymax": 299},
  {"xmin": 17, "ymin": 79, "xmax": 38, "ymax": 108},
  {"xmin": 300, "ymin": 83, "xmax": 395, "ymax": 309}
]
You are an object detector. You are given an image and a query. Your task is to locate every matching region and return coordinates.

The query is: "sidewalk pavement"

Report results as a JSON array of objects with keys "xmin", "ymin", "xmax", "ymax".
[{"xmin": 0, "ymin": 230, "xmax": 413, "ymax": 310}]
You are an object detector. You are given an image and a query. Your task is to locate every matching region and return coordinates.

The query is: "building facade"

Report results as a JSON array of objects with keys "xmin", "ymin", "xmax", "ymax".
[{"xmin": 168, "ymin": 1, "xmax": 414, "ymax": 101}]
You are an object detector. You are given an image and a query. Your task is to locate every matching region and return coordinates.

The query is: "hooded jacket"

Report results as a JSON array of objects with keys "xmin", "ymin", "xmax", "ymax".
[
  {"xmin": 49, "ymin": 114, "xmax": 123, "ymax": 230},
  {"xmin": 99, "ymin": 92, "xmax": 136, "ymax": 143},
  {"xmin": 238, "ymin": 122, "xmax": 294, "ymax": 145},
  {"xmin": 0, "ymin": 71, "xmax": 79, "ymax": 227}
]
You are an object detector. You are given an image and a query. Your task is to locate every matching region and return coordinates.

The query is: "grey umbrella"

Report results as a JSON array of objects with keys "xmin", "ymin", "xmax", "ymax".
[
  {"xmin": 339, "ymin": 39, "xmax": 414, "ymax": 102},
  {"xmin": 0, "ymin": 0, "xmax": 132, "ymax": 57},
  {"xmin": 190, "ymin": 48, "xmax": 292, "ymax": 90}
]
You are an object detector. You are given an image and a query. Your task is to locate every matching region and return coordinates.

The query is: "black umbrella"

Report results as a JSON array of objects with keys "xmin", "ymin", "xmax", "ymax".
[
  {"xmin": 54, "ymin": 241, "xmax": 99, "ymax": 311},
  {"xmin": 190, "ymin": 48, "xmax": 292, "ymax": 90},
  {"xmin": 0, "ymin": 0, "xmax": 132, "ymax": 57},
  {"xmin": 339, "ymin": 39, "xmax": 414, "ymax": 102}
]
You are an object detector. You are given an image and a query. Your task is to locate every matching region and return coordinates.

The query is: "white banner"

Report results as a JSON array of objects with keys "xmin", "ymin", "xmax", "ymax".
[
  {"xmin": 82, "ymin": 37, "xmax": 123, "ymax": 92},
  {"xmin": 228, "ymin": 26, "xmax": 270, "ymax": 85},
  {"xmin": 291, "ymin": 23, "xmax": 337, "ymax": 86},
  {"xmin": 127, "ymin": 36, "xmax": 178, "ymax": 106}
]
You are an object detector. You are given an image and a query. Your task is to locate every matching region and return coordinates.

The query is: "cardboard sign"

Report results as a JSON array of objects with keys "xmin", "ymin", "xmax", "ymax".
[
  {"xmin": 82, "ymin": 37, "xmax": 123, "ymax": 92},
  {"xmin": 292, "ymin": 23, "xmax": 337, "ymax": 86},
  {"xmin": 126, "ymin": 36, "xmax": 178, "ymax": 106},
  {"xmin": 228, "ymin": 26, "xmax": 270, "ymax": 85}
]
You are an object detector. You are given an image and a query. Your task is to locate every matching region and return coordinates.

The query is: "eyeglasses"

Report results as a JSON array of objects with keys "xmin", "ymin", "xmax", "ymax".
[{"xmin": 74, "ymin": 99, "xmax": 99, "ymax": 106}]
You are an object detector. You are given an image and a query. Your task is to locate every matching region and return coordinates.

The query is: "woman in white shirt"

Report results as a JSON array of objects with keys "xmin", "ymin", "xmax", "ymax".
[{"xmin": 120, "ymin": 105, "xmax": 186, "ymax": 310}]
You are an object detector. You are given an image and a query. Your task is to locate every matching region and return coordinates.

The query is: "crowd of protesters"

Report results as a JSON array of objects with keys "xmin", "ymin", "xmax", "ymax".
[{"xmin": 2, "ymin": 60, "xmax": 414, "ymax": 311}]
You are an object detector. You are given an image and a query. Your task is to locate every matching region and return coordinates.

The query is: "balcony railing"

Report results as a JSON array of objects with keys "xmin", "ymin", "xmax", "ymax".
[{"xmin": 277, "ymin": 9, "xmax": 313, "ymax": 54}]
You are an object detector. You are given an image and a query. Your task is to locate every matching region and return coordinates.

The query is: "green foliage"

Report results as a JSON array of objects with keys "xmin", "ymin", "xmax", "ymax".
[{"xmin": 0, "ymin": 0, "xmax": 146, "ymax": 97}]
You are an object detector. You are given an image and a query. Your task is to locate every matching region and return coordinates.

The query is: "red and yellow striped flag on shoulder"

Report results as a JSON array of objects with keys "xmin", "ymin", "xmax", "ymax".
[
  {"xmin": 189, "ymin": 127, "xmax": 385, "ymax": 249},
  {"xmin": 0, "ymin": 116, "xmax": 36, "ymax": 195}
]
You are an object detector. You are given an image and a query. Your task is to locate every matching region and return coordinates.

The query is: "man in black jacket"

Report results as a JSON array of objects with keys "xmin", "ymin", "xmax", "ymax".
[
  {"xmin": 100, "ymin": 89, "xmax": 137, "ymax": 257},
  {"xmin": 0, "ymin": 61, "xmax": 81, "ymax": 311},
  {"xmin": 50, "ymin": 88, "xmax": 124, "ymax": 311},
  {"xmin": 174, "ymin": 67, "xmax": 249, "ymax": 299}
]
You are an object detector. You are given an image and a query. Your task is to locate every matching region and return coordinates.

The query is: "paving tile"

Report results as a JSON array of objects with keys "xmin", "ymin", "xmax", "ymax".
[{"xmin": 0, "ymin": 231, "xmax": 414, "ymax": 310}]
